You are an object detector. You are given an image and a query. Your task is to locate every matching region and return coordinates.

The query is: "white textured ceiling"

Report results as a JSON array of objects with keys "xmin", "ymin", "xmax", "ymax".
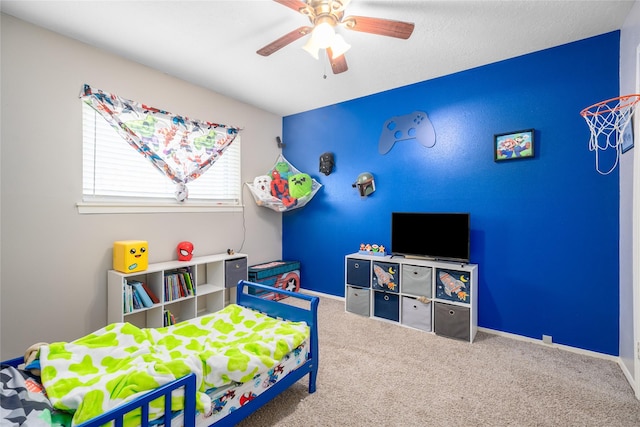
[{"xmin": 1, "ymin": 0, "xmax": 634, "ymax": 116}]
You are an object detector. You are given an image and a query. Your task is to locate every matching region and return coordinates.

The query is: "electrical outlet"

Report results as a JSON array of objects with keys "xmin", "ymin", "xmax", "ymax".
[{"xmin": 542, "ymin": 335, "xmax": 553, "ymax": 344}]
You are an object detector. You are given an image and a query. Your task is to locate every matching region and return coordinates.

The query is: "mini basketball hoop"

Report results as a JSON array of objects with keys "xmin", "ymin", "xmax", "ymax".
[{"xmin": 580, "ymin": 94, "xmax": 640, "ymax": 175}]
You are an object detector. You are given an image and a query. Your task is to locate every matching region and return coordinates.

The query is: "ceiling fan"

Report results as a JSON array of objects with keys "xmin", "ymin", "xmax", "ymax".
[{"xmin": 257, "ymin": 0, "xmax": 415, "ymax": 74}]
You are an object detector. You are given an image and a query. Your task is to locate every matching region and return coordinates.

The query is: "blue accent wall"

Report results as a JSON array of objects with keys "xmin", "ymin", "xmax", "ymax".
[{"xmin": 281, "ymin": 32, "xmax": 620, "ymax": 355}]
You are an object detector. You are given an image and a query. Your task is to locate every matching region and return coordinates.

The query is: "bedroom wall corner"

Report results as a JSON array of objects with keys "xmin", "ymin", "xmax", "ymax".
[{"xmin": 619, "ymin": 0, "xmax": 640, "ymax": 397}]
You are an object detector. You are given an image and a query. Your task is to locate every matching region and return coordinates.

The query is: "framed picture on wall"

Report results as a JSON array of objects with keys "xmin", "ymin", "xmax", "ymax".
[
  {"xmin": 621, "ymin": 118, "xmax": 634, "ymax": 153},
  {"xmin": 494, "ymin": 129, "xmax": 535, "ymax": 162}
]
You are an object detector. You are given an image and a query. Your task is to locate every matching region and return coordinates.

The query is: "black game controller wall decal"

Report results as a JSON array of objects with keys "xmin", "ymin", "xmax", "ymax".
[{"xmin": 378, "ymin": 111, "xmax": 436, "ymax": 154}]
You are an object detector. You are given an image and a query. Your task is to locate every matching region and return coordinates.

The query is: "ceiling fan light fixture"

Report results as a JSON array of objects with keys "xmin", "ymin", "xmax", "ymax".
[
  {"xmin": 260, "ymin": 0, "xmax": 415, "ymax": 75},
  {"xmin": 329, "ymin": 34, "xmax": 350, "ymax": 59},
  {"xmin": 302, "ymin": 37, "xmax": 321, "ymax": 60},
  {"xmin": 302, "ymin": 17, "xmax": 336, "ymax": 60},
  {"xmin": 312, "ymin": 18, "xmax": 336, "ymax": 48}
]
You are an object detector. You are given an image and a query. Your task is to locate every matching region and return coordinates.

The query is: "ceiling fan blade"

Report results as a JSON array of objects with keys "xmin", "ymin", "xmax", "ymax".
[
  {"xmin": 342, "ymin": 15, "xmax": 415, "ymax": 39},
  {"xmin": 273, "ymin": 0, "xmax": 310, "ymax": 14},
  {"xmin": 257, "ymin": 26, "xmax": 313, "ymax": 56},
  {"xmin": 327, "ymin": 48, "xmax": 348, "ymax": 74}
]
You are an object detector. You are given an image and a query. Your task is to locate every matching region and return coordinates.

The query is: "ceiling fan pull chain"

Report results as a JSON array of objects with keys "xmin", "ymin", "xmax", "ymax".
[{"xmin": 323, "ymin": 49, "xmax": 328, "ymax": 79}]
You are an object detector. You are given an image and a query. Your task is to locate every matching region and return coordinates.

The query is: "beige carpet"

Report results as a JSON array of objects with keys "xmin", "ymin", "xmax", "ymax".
[{"xmin": 237, "ymin": 296, "xmax": 640, "ymax": 427}]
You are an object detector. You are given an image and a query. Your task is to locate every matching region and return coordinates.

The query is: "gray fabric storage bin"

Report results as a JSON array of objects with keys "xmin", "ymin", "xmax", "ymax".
[
  {"xmin": 401, "ymin": 296, "xmax": 432, "ymax": 332},
  {"xmin": 346, "ymin": 286, "xmax": 370, "ymax": 316},
  {"xmin": 401, "ymin": 265, "xmax": 432, "ymax": 297},
  {"xmin": 434, "ymin": 302, "xmax": 470, "ymax": 341},
  {"xmin": 225, "ymin": 257, "xmax": 248, "ymax": 288},
  {"xmin": 346, "ymin": 258, "xmax": 371, "ymax": 288}
]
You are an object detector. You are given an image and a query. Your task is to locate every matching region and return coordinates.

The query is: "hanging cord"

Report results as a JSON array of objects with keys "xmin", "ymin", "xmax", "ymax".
[{"xmin": 236, "ymin": 183, "xmax": 251, "ymax": 253}]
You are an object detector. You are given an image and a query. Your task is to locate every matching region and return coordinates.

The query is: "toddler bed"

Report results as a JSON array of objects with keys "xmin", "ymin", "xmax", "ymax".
[{"xmin": 1, "ymin": 280, "xmax": 319, "ymax": 427}]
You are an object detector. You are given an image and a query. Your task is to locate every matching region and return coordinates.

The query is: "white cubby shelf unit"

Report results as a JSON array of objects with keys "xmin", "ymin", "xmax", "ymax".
[
  {"xmin": 345, "ymin": 253, "xmax": 478, "ymax": 342},
  {"xmin": 108, "ymin": 253, "xmax": 248, "ymax": 328}
]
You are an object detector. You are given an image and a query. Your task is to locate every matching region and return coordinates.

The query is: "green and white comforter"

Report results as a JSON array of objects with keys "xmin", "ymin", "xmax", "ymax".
[{"xmin": 39, "ymin": 304, "xmax": 309, "ymax": 426}]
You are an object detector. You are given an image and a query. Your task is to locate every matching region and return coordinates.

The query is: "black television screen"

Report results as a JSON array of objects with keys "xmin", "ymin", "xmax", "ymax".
[{"xmin": 391, "ymin": 212, "xmax": 470, "ymax": 262}]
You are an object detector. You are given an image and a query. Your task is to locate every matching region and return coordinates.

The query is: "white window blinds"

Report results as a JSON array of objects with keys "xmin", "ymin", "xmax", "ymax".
[{"xmin": 82, "ymin": 103, "xmax": 241, "ymax": 204}]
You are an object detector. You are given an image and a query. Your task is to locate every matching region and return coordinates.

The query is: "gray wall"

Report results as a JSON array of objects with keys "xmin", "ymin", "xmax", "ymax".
[{"xmin": 0, "ymin": 14, "xmax": 284, "ymax": 360}]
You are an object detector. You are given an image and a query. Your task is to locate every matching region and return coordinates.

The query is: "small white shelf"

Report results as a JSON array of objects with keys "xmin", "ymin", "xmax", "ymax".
[
  {"xmin": 197, "ymin": 283, "xmax": 224, "ymax": 295},
  {"xmin": 108, "ymin": 253, "xmax": 247, "ymax": 328}
]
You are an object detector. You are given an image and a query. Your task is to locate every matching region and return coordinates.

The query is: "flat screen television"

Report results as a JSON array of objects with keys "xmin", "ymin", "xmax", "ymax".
[{"xmin": 391, "ymin": 212, "xmax": 470, "ymax": 262}]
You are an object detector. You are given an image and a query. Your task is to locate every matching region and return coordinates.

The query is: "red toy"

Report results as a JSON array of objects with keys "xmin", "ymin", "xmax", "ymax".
[
  {"xmin": 270, "ymin": 170, "xmax": 296, "ymax": 207},
  {"xmin": 177, "ymin": 241, "xmax": 194, "ymax": 261}
]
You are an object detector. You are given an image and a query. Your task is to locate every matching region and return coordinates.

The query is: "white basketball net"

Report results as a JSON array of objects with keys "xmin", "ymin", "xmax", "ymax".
[{"xmin": 580, "ymin": 94, "xmax": 640, "ymax": 175}]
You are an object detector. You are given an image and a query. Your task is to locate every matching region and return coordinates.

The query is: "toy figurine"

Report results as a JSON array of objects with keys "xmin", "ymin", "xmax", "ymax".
[
  {"xmin": 113, "ymin": 240, "xmax": 148, "ymax": 273},
  {"xmin": 358, "ymin": 243, "xmax": 386, "ymax": 256},
  {"xmin": 319, "ymin": 152, "xmax": 334, "ymax": 175},
  {"xmin": 270, "ymin": 170, "xmax": 296, "ymax": 207},
  {"xmin": 177, "ymin": 241, "xmax": 194, "ymax": 261}
]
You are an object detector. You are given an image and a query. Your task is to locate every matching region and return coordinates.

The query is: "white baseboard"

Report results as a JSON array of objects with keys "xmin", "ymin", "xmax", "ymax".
[
  {"xmin": 617, "ymin": 357, "xmax": 638, "ymax": 397},
  {"xmin": 299, "ymin": 288, "xmax": 344, "ymax": 301},
  {"xmin": 477, "ymin": 326, "xmax": 619, "ymax": 362}
]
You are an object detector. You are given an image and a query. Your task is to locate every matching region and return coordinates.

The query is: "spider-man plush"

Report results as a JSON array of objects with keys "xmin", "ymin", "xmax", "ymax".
[
  {"xmin": 177, "ymin": 241, "xmax": 194, "ymax": 261},
  {"xmin": 270, "ymin": 170, "xmax": 296, "ymax": 208}
]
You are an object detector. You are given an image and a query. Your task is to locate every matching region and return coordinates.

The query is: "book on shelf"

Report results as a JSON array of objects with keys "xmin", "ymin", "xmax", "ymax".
[
  {"xmin": 178, "ymin": 267, "xmax": 195, "ymax": 296},
  {"xmin": 178, "ymin": 273, "xmax": 188, "ymax": 297},
  {"xmin": 164, "ymin": 268, "xmax": 195, "ymax": 302},
  {"xmin": 141, "ymin": 282, "xmax": 160, "ymax": 304},
  {"xmin": 123, "ymin": 284, "xmax": 133, "ymax": 313},
  {"xmin": 182, "ymin": 269, "xmax": 194, "ymax": 295},
  {"xmin": 131, "ymin": 287, "xmax": 143, "ymax": 310},
  {"xmin": 128, "ymin": 281, "xmax": 154, "ymax": 308},
  {"xmin": 164, "ymin": 309, "xmax": 177, "ymax": 326},
  {"xmin": 164, "ymin": 274, "xmax": 176, "ymax": 301}
]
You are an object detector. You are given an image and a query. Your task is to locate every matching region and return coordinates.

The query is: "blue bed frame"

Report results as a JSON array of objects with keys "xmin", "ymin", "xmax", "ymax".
[{"xmin": 3, "ymin": 280, "xmax": 320, "ymax": 427}]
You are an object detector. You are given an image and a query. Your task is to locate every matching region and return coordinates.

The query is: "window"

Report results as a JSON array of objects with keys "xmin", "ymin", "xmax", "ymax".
[{"xmin": 80, "ymin": 103, "xmax": 242, "ymax": 213}]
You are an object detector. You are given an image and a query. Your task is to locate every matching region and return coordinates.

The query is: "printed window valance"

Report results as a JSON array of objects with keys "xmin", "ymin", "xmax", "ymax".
[{"xmin": 80, "ymin": 84, "xmax": 241, "ymax": 202}]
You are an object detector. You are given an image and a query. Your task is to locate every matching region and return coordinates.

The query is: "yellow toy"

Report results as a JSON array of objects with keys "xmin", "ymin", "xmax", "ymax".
[{"xmin": 113, "ymin": 240, "xmax": 148, "ymax": 273}]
